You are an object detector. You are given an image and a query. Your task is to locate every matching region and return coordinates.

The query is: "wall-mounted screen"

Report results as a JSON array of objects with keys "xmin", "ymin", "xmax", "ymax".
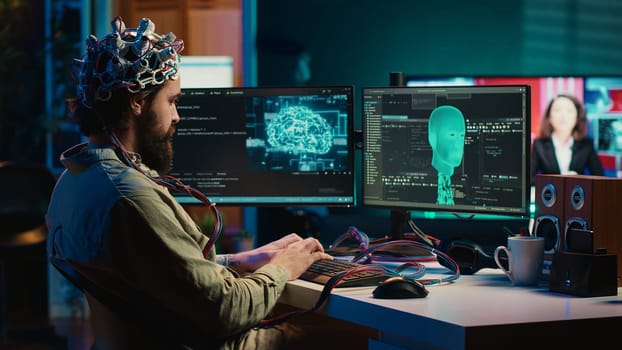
[
  {"xmin": 407, "ymin": 75, "xmax": 622, "ymax": 177},
  {"xmin": 584, "ymin": 77, "xmax": 622, "ymax": 178}
]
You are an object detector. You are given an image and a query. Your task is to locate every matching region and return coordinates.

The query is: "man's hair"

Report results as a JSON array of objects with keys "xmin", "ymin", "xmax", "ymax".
[
  {"xmin": 66, "ymin": 16, "xmax": 183, "ymax": 136},
  {"xmin": 539, "ymin": 94, "xmax": 588, "ymax": 140},
  {"xmin": 67, "ymin": 85, "xmax": 163, "ymax": 136}
]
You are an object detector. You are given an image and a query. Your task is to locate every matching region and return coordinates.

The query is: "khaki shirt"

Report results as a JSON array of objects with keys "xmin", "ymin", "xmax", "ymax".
[{"xmin": 46, "ymin": 143, "xmax": 289, "ymax": 347}]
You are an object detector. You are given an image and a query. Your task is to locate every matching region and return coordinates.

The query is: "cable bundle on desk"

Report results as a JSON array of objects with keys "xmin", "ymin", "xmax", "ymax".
[
  {"xmin": 256, "ymin": 226, "xmax": 461, "ymax": 328},
  {"xmin": 351, "ymin": 238, "xmax": 460, "ymax": 285},
  {"xmin": 330, "ymin": 226, "xmax": 460, "ymax": 281}
]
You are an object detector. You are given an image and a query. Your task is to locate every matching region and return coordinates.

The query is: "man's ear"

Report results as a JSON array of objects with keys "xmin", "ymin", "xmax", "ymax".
[{"xmin": 129, "ymin": 93, "xmax": 146, "ymax": 116}]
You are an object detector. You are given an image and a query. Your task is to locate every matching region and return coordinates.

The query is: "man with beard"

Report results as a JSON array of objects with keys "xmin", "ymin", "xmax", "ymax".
[{"xmin": 46, "ymin": 17, "xmax": 334, "ymax": 349}]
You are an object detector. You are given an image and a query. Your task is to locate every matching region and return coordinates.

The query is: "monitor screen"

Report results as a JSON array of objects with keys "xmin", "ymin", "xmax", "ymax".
[
  {"xmin": 170, "ymin": 86, "xmax": 356, "ymax": 206},
  {"xmin": 362, "ymin": 85, "xmax": 531, "ymax": 217}
]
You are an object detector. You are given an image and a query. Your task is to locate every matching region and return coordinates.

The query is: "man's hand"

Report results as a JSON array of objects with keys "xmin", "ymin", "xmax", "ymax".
[
  {"xmin": 225, "ymin": 233, "xmax": 331, "ymax": 279},
  {"xmin": 256, "ymin": 233, "xmax": 303, "ymax": 252},
  {"xmin": 270, "ymin": 237, "xmax": 333, "ymax": 280},
  {"xmin": 226, "ymin": 233, "xmax": 309, "ymax": 273}
]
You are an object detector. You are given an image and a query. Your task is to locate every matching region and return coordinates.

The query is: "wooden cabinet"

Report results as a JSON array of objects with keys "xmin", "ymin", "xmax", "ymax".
[{"xmin": 114, "ymin": 0, "xmax": 243, "ymax": 86}]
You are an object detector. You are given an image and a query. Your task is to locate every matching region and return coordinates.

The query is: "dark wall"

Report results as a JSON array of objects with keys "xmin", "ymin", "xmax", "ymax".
[
  {"xmin": 0, "ymin": 0, "xmax": 46, "ymax": 163},
  {"xmin": 255, "ymin": 0, "xmax": 622, "ymax": 244},
  {"xmin": 257, "ymin": 0, "xmax": 622, "ymax": 88}
]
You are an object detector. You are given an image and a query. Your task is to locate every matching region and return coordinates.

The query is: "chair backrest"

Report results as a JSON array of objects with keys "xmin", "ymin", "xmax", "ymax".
[
  {"xmin": 49, "ymin": 256, "xmax": 202, "ymax": 349},
  {"xmin": 0, "ymin": 161, "xmax": 56, "ymax": 336},
  {"xmin": 48, "ymin": 256, "xmax": 132, "ymax": 315},
  {"xmin": 0, "ymin": 161, "xmax": 57, "ymax": 245}
]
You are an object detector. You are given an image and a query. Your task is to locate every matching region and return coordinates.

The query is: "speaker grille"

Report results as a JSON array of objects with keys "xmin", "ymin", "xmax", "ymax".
[
  {"xmin": 540, "ymin": 182, "xmax": 557, "ymax": 208},
  {"xmin": 570, "ymin": 185, "xmax": 585, "ymax": 210},
  {"xmin": 534, "ymin": 214, "xmax": 560, "ymax": 254}
]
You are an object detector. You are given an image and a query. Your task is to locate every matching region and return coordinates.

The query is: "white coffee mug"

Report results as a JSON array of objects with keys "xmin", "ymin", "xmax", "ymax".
[{"xmin": 494, "ymin": 236, "xmax": 545, "ymax": 286}]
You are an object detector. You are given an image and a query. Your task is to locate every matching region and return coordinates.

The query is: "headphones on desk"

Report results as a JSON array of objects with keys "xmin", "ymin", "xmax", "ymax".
[
  {"xmin": 437, "ymin": 239, "xmax": 506, "ymax": 275},
  {"xmin": 365, "ymin": 228, "xmax": 505, "ymax": 275}
]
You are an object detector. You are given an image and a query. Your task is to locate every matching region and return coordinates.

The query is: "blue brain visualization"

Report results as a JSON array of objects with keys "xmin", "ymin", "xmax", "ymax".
[{"xmin": 266, "ymin": 105, "xmax": 333, "ymax": 154}]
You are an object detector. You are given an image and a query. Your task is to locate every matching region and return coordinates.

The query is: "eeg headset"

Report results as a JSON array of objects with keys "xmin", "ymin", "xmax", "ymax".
[{"xmin": 74, "ymin": 16, "xmax": 184, "ymax": 108}]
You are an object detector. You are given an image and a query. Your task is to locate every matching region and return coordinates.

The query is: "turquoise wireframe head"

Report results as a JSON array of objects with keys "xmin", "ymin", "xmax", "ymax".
[{"xmin": 428, "ymin": 105, "xmax": 466, "ymax": 176}]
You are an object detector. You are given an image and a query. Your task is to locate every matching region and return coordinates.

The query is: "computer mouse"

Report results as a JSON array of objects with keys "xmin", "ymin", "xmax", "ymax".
[{"xmin": 372, "ymin": 276, "xmax": 429, "ymax": 299}]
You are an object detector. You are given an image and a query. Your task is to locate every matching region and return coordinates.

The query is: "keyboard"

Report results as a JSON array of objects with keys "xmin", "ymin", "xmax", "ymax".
[{"xmin": 299, "ymin": 259, "xmax": 389, "ymax": 288}]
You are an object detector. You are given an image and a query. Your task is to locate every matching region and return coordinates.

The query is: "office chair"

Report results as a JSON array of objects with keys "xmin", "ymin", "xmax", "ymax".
[{"xmin": 49, "ymin": 255, "xmax": 203, "ymax": 349}]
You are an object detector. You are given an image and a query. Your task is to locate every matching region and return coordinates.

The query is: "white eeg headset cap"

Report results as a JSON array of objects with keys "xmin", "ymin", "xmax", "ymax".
[{"xmin": 73, "ymin": 16, "xmax": 184, "ymax": 108}]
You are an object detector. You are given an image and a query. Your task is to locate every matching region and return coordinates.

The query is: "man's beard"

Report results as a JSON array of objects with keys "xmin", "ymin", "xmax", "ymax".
[{"xmin": 136, "ymin": 111, "xmax": 175, "ymax": 174}]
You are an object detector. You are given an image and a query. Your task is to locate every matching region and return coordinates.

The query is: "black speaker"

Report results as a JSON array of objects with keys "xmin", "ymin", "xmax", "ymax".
[{"xmin": 549, "ymin": 250, "xmax": 617, "ymax": 297}]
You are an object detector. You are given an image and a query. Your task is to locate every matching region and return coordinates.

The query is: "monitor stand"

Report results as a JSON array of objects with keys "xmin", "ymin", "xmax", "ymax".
[
  {"xmin": 389, "ymin": 209, "xmax": 409, "ymax": 241},
  {"xmin": 378, "ymin": 209, "xmax": 436, "ymax": 259},
  {"xmin": 387, "ymin": 72, "xmax": 408, "ymax": 242}
]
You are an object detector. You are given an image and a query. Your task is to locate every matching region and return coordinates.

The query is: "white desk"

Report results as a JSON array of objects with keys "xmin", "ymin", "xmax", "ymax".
[{"xmin": 280, "ymin": 267, "xmax": 622, "ymax": 349}]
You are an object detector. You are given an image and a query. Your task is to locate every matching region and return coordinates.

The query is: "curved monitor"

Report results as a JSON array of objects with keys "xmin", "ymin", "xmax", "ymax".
[
  {"xmin": 362, "ymin": 85, "xmax": 531, "ymax": 217},
  {"xmin": 170, "ymin": 86, "xmax": 355, "ymax": 206}
]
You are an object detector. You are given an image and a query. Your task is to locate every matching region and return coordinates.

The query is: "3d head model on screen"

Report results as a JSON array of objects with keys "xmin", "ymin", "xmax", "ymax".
[{"xmin": 427, "ymin": 105, "xmax": 466, "ymax": 205}]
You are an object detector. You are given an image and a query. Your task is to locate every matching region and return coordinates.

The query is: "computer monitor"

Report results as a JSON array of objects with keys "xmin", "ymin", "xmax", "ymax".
[
  {"xmin": 362, "ymin": 85, "xmax": 531, "ymax": 235},
  {"xmin": 170, "ymin": 86, "xmax": 356, "ymax": 206}
]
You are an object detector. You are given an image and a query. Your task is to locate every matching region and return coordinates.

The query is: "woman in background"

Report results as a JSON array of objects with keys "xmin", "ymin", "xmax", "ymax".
[{"xmin": 531, "ymin": 94, "xmax": 603, "ymax": 181}]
